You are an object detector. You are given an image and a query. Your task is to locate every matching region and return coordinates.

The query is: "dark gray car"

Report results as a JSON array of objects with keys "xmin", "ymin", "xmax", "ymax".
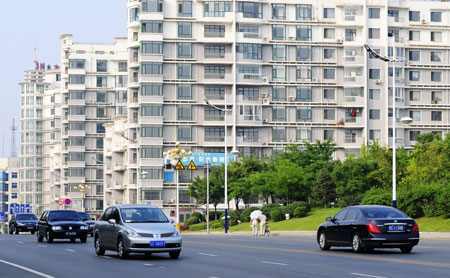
[{"xmin": 94, "ymin": 205, "xmax": 181, "ymax": 259}]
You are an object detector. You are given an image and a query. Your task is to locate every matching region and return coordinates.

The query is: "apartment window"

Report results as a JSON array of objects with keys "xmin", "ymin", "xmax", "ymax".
[
  {"xmin": 369, "ymin": 130, "xmax": 381, "ymax": 141},
  {"xmin": 388, "ymin": 9, "xmax": 399, "ymax": 21},
  {"xmin": 323, "ymin": 48, "xmax": 335, "ymax": 59},
  {"xmin": 96, "ymin": 76, "xmax": 107, "ymax": 87},
  {"xmin": 431, "ymin": 51, "xmax": 442, "ymax": 62},
  {"xmin": 239, "ymin": 105, "xmax": 261, "ymax": 121},
  {"xmin": 69, "ymin": 137, "xmax": 85, "ymax": 146},
  {"xmin": 205, "ymin": 106, "xmax": 224, "ymax": 121},
  {"xmin": 69, "ymin": 106, "xmax": 85, "ymax": 115},
  {"xmin": 431, "ymin": 111, "xmax": 442, "ymax": 121},
  {"xmin": 410, "ymin": 131, "xmax": 420, "ymax": 141},
  {"xmin": 324, "ymin": 109, "xmax": 335, "ymax": 120},
  {"xmin": 176, "ymin": 64, "xmax": 191, "ymax": 79},
  {"xmin": 369, "ymin": 89, "xmax": 381, "ymax": 100},
  {"xmin": 141, "ymin": 168, "xmax": 162, "ymax": 181},
  {"xmin": 323, "ymin": 8, "xmax": 335, "ymax": 19},
  {"xmin": 431, "ymin": 71, "xmax": 442, "ymax": 82},
  {"xmin": 177, "ymin": 43, "xmax": 192, "ymax": 58},
  {"xmin": 409, "ymin": 71, "xmax": 420, "ymax": 81},
  {"xmin": 204, "ymin": 25, "xmax": 225, "ymax": 38},
  {"xmin": 140, "ymin": 146, "xmax": 162, "ymax": 159},
  {"xmin": 177, "ymin": 105, "xmax": 192, "ymax": 121},
  {"xmin": 368, "ymin": 48, "xmax": 380, "ymax": 59},
  {"xmin": 237, "ymin": 2, "xmax": 263, "ymax": 19},
  {"xmin": 96, "ymin": 91, "xmax": 106, "ymax": 103},
  {"xmin": 272, "ymin": 107, "xmax": 286, "ymax": 122},
  {"xmin": 141, "ymin": 41, "xmax": 163, "ymax": 54},
  {"xmin": 323, "ymin": 68, "xmax": 335, "ymax": 79},
  {"xmin": 409, "ymin": 90, "xmax": 420, "ymax": 101},
  {"xmin": 296, "ymin": 87, "xmax": 312, "ymax": 101},
  {"xmin": 431, "ymin": 11, "xmax": 442, "ymax": 22},
  {"xmin": 272, "ymin": 66, "xmax": 286, "ymax": 81},
  {"xmin": 369, "ymin": 109, "xmax": 381, "ymax": 120},
  {"xmin": 324, "ymin": 130, "xmax": 334, "ymax": 141},
  {"xmin": 116, "ymin": 75, "xmax": 127, "ymax": 87},
  {"xmin": 272, "ymin": 86, "xmax": 286, "ymax": 101},
  {"xmin": 272, "ymin": 127, "xmax": 286, "ymax": 142},
  {"xmin": 296, "ymin": 107, "xmax": 312, "ymax": 122},
  {"xmin": 205, "ymin": 86, "xmax": 225, "ymax": 100},
  {"xmin": 69, "ymin": 75, "xmax": 85, "ymax": 84},
  {"xmin": 408, "ymin": 11, "xmax": 419, "ymax": 22},
  {"xmin": 388, "ymin": 29, "xmax": 399, "ymax": 41},
  {"xmin": 432, "ymin": 91, "xmax": 442, "ymax": 103},
  {"xmin": 178, "ymin": 22, "xmax": 192, "ymax": 38},
  {"xmin": 345, "ymin": 29, "xmax": 356, "ymax": 41},
  {"xmin": 205, "ymin": 66, "xmax": 225, "ymax": 79},
  {"xmin": 68, "ymin": 153, "xmax": 85, "ymax": 162},
  {"xmin": 324, "ymin": 28, "xmax": 335, "ymax": 39},
  {"xmin": 345, "ymin": 130, "xmax": 357, "ymax": 143},
  {"xmin": 142, "ymin": 0, "xmax": 163, "ymax": 12},
  {"xmin": 409, "ymin": 111, "xmax": 421, "ymax": 121},
  {"xmin": 409, "ymin": 51, "xmax": 420, "ymax": 61},
  {"xmin": 97, "ymin": 60, "xmax": 107, "ymax": 72},
  {"xmin": 369, "ymin": 69, "xmax": 380, "ymax": 79},
  {"xmin": 272, "ymin": 4, "xmax": 286, "ymax": 20},
  {"xmin": 142, "ymin": 63, "xmax": 163, "ymax": 75},
  {"xmin": 296, "ymin": 4, "xmax": 312, "ymax": 20},
  {"xmin": 296, "ymin": 46, "xmax": 312, "ymax": 61},
  {"xmin": 118, "ymin": 62, "xmax": 127, "ymax": 72},
  {"xmin": 368, "ymin": 8, "xmax": 380, "ymax": 19},
  {"xmin": 205, "ymin": 127, "xmax": 224, "ymax": 142},
  {"xmin": 205, "ymin": 45, "xmax": 225, "ymax": 58},
  {"xmin": 409, "ymin": 31, "xmax": 420, "ymax": 41},
  {"xmin": 69, "ymin": 59, "xmax": 85, "ymax": 69},
  {"xmin": 204, "ymin": 1, "xmax": 231, "ymax": 17},
  {"xmin": 69, "ymin": 122, "xmax": 85, "ymax": 130},
  {"xmin": 141, "ymin": 125, "xmax": 163, "ymax": 137},
  {"xmin": 140, "ymin": 105, "xmax": 162, "ymax": 117},
  {"xmin": 296, "ymin": 25, "xmax": 312, "ymax": 41},
  {"xmin": 141, "ymin": 83, "xmax": 162, "ymax": 96},
  {"xmin": 272, "ymin": 25, "xmax": 285, "ymax": 40},
  {"xmin": 177, "ymin": 85, "xmax": 192, "ymax": 100},
  {"xmin": 368, "ymin": 28, "xmax": 380, "ymax": 39},
  {"xmin": 272, "ymin": 45, "xmax": 286, "ymax": 61},
  {"xmin": 431, "ymin": 32, "xmax": 442, "ymax": 42},
  {"xmin": 175, "ymin": 126, "xmax": 192, "ymax": 141},
  {"xmin": 296, "ymin": 66, "xmax": 312, "ymax": 80},
  {"xmin": 142, "ymin": 21, "xmax": 163, "ymax": 33},
  {"xmin": 178, "ymin": 1, "xmax": 192, "ymax": 17},
  {"xmin": 237, "ymin": 128, "xmax": 259, "ymax": 142},
  {"xmin": 68, "ymin": 168, "xmax": 85, "ymax": 177},
  {"xmin": 69, "ymin": 91, "xmax": 85, "ymax": 99},
  {"xmin": 236, "ymin": 43, "xmax": 261, "ymax": 60},
  {"xmin": 238, "ymin": 87, "xmax": 259, "ymax": 101},
  {"xmin": 324, "ymin": 88, "xmax": 335, "ymax": 100}
]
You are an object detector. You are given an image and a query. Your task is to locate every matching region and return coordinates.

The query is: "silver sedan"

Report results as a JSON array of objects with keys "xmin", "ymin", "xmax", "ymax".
[{"xmin": 94, "ymin": 205, "xmax": 182, "ymax": 259}]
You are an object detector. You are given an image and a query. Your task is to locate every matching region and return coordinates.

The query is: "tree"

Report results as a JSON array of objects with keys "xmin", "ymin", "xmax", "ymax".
[
  {"xmin": 270, "ymin": 159, "xmax": 306, "ymax": 204},
  {"xmin": 312, "ymin": 168, "xmax": 336, "ymax": 208}
]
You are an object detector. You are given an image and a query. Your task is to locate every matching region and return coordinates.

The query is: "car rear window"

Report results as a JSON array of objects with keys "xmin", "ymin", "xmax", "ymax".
[
  {"xmin": 48, "ymin": 211, "xmax": 81, "ymax": 221},
  {"xmin": 360, "ymin": 207, "xmax": 407, "ymax": 219},
  {"xmin": 78, "ymin": 212, "xmax": 90, "ymax": 221},
  {"xmin": 120, "ymin": 208, "xmax": 168, "ymax": 223},
  {"xmin": 16, "ymin": 214, "xmax": 37, "ymax": 221}
]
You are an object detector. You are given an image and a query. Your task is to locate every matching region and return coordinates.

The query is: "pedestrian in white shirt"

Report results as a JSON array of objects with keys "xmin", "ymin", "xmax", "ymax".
[
  {"xmin": 251, "ymin": 217, "xmax": 258, "ymax": 236},
  {"xmin": 259, "ymin": 214, "xmax": 267, "ymax": 236}
]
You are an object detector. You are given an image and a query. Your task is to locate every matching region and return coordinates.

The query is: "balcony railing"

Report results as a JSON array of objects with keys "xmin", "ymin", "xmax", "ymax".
[
  {"xmin": 205, "ymin": 73, "xmax": 225, "ymax": 79},
  {"xmin": 205, "ymin": 136, "xmax": 224, "ymax": 142}
]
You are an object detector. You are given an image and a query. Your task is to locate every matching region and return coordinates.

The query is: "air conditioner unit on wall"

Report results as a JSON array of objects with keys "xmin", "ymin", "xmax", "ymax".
[
  {"xmin": 263, "ymin": 36, "xmax": 269, "ymax": 42},
  {"xmin": 337, "ymin": 39, "xmax": 343, "ymax": 43},
  {"xmin": 376, "ymin": 80, "xmax": 382, "ymax": 84},
  {"xmin": 167, "ymin": 198, "xmax": 174, "ymax": 203},
  {"xmin": 262, "ymin": 98, "xmax": 270, "ymax": 105},
  {"xmin": 262, "ymin": 76, "xmax": 269, "ymax": 83}
]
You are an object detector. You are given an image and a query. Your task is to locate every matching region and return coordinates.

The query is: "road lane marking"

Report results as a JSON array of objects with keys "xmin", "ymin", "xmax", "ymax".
[
  {"xmin": 102, "ymin": 256, "xmax": 113, "ymax": 259},
  {"xmin": 197, "ymin": 253, "xmax": 218, "ymax": 257},
  {"xmin": 65, "ymin": 249, "xmax": 76, "ymax": 252},
  {"xmin": 261, "ymin": 261, "xmax": 289, "ymax": 266},
  {"xmin": 16, "ymin": 241, "xmax": 24, "ymax": 244},
  {"xmin": 37, "ymin": 245, "xmax": 47, "ymax": 248},
  {"xmin": 0, "ymin": 259, "xmax": 56, "ymax": 278},
  {"xmin": 143, "ymin": 263, "xmax": 153, "ymax": 267},
  {"xmin": 184, "ymin": 240, "xmax": 450, "ymax": 269},
  {"xmin": 350, "ymin": 273, "xmax": 388, "ymax": 278}
]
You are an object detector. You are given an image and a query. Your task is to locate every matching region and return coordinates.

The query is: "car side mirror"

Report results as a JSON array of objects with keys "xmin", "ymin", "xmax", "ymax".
[
  {"xmin": 170, "ymin": 219, "xmax": 175, "ymax": 224},
  {"xmin": 108, "ymin": 219, "xmax": 116, "ymax": 225},
  {"xmin": 326, "ymin": 217, "xmax": 333, "ymax": 222}
]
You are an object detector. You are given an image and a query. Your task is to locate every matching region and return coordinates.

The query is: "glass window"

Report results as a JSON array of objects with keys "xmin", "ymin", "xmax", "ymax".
[
  {"xmin": 178, "ymin": 105, "xmax": 192, "ymax": 120},
  {"xmin": 237, "ymin": 2, "xmax": 263, "ymax": 19},
  {"xmin": 431, "ymin": 71, "xmax": 441, "ymax": 82},
  {"xmin": 368, "ymin": 8, "xmax": 380, "ymax": 19},
  {"xmin": 409, "ymin": 90, "xmax": 420, "ymax": 101},
  {"xmin": 410, "ymin": 131, "xmax": 421, "ymax": 141},
  {"xmin": 237, "ymin": 128, "xmax": 259, "ymax": 142},
  {"xmin": 432, "ymin": 91, "xmax": 442, "ymax": 103},
  {"xmin": 177, "ymin": 84, "xmax": 192, "ymax": 100},
  {"xmin": 369, "ymin": 89, "xmax": 381, "ymax": 100},
  {"xmin": 369, "ymin": 109, "xmax": 381, "ymax": 120},
  {"xmin": 206, "ymin": 45, "xmax": 225, "ymax": 58},
  {"xmin": 142, "ymin": 0, "xmax": 163, "ymax": 12},
  {"xmin": 272, "ymin": 4, "xmax": 286, "ymax": 20},
  {"xmin": 141, "ymin": 63, "xmax": 163, "ymax": 75},
  {"xmin": 272, "ymin": 86, "xmax": 286, "ymax": 101},
  {"xmin": 345, "ymin": 29, "xmax": 357, "ymax": 41},
  {"xmin": 324, "ymin": 109, "xmax": 335, "ymax": 120},
  {"xmin": 141, "ymin": 42, "xmax": 163, "ymax": 54},
  {"xmin": 369, "ymin": 130, "xmax": 381, "ymax": 141},
  {"xmin": 96, "ymin": 76, "xmax": 107, "ymax": 87},
  {"xmin": 141, "ymin": 125, "xmax": 163, "ymax": 137},
  {"xmin": 142, "ymin": 21, "xmax": 163, "ymax": 33},
  {"xmin": 431, "ymin": 32, "xmax": 442, "ymax": 42},
  {"xmin": 237, "ymin": 87, "xmax": 259, "ymax": 101},
  {"xmin": 296, "ymin": 25, "xmax": 312, "ymax": 41},
  {"xmin": 272, "ymin": 107, "xmax": 286, "ymax": 122},
  {"xmin": 324, "ymin": 130, "xmax": 334, "ymax": 141},
  {"xmin": 409, "ymin": 111, "xmax": 421, "ymax": 121},
  {"xmin": 296, "ymin": 46, "xmax": 312, "ymax": 61},
  {"xmin": 323, "ymin": 8, "xmax": 334, "ymax": 19},
  {"xmin": 178, "ymin": 22, "xmax": 192, "ymax": 38},
  {"xmin": 369, "ymin": 69, "xmax": 380, "ymax": 79},
  {"xmin": 409, "ymin": 31, "xmax": 420, "ymax": 41},
  {"xmin": 272, "ymin": 127, "xmax": 286, "ymax": 142},
  {"xmin": 296, "ymin": 4, "xmax": 312, "ymax": 20},
  {"xmin": 69, "ymin": 91, "xmax": 85, "ymax": 99},
  {"xmin": 177, "ymin": 64, "xmax": 192, "ymax": 79},
  {"xmin": 204, "ymin": 1, "xmax": 231, "ymax": 17},
  {"xmin": 205, "ymin": 86, "xmax": 225, "ymax": 100},
  {"xmin": 324, "ymin": 88, "xmax": 335, "ymax": 100},
  {"xmin": 272, "ymin": 45, "xmax": 286, "ymax": 61},
  {"xmin": 69, "ymin": 59, "xmax": 85, "ymax": 69},
  {"xmin": 431, "ymin": 11, "xmax": 442, "ymax": 22},
  {"xmin": 141, "ymin": 83, "xmax": 162, "ymax": 96},
  {"xmin": 179, "ymin": 1, "xmax": 192, "ymax": 17},
  {"xmin": 323, "ymin": 68, "xmax": 335, "ymax": 79},
  {"xmin": 97, "ymin": 60, "xmax": 107, "ymax": 72},
  {"xmin": 204, "ymin": 25, "xmax": 225, "ymax": 37},
  {"xmin": 409, "ymin": 71, "xmax": 420, "ymax": 81},
  {"xmin": 140, "ymin": 105, "xmax": 162, "ymax": 116},
  {"xmin": 272, "ymin": 66, "xmax": 286, "ymax": 81},
  {"xmin": 296, "ymin": 127, "xmax": 312, "ymax": 142},
  {"xmin": 205, "ymin": 127, "xmax": 224, "ymax": 142},
  {"xmin": 177, "ymin": 43, "xmax": 192, "ymax": 58},
  {"xmin": 296, "ymin": 107, "xmax": 312, "ymax": 122},
  {"xmin": 409, "ymin": 51, "xmax": 420, "ymax": 61},
  {"xmin": 324, "ymin": 28, "xmax": 335, "ymax": 39},
  {"xmin": 236, "ymin": 43, "xmax": 261, "ymax": 60},
  {"xmin": 409, "ymin": 11, "xmax": 420, "ymax": 21},
  {"xmin": 272, "ymin": 25, "xmax": 285, "ymax": 40},
  {"xmin": 368, "ymin": 28, "xmax": 380, "ymax": 39},
  {"xmin": 204, "ymin": 106, "xmax": 224, "ymax": 121},
  {"xmin": 296, "ymin": 87, "xmax": 312, "ymax": 101},
  {"xmin": 431, "ymin": 111, "xmax": 442, "ymax": 121},
  {"xmin": 296, "ymin": 66, "xmax": 312, "ymax": 80},
  {"xmin": 69, "ymin": 75, "xmax": 85, "ymax": 84},
  {"xmin": 431, "ymin": 51, "xmax": 442, "ymax": 62},
  {"xmin": 177, "ymin": 126, "xmax": 192, "ymax": 141},
  {"xmin": 323, "ymin": 48, "xmax": 335, "ymax": 59},
  {"xmin": 205, "ymin": 65, "xmax": 225, "ymax": 79},
  {"xmin": 388, "ymin": 9, "xmax": 399, "ymax": 21}
]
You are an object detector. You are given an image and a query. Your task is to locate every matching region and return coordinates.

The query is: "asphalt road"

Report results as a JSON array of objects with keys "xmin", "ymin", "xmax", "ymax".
[{"xmin": 1, "ymin": 233, "xmax": 450, "ymax": 278}]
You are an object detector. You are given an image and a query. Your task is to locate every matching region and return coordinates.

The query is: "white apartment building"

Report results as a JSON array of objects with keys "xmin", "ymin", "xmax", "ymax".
[{"xmin": 119, "ymin": 0, "xmax": 450, "ymax": 218}]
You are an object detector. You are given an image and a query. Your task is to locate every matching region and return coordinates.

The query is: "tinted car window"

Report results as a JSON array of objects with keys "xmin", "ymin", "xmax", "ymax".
[
  {"xmin": 120, "ymin": 208, "xmax": 168, "ymax": 223},
  {"xmin": 48, "ymin": 211, "xmax": 81, "ymax": 221},
  {"xmin": 16, "ymin": 214, "xmax": 38, "ymax": 221},
  {"xmin": 333, "ymin": 209, "xmax": 348, "ymax": 221},
  {"xmin": 102, "ymin": 208, "xmax": 113, "ymax": 221},
  {"xmin": 111, "ymin": 208, "xmax": 121, "ymax": 223},
  {"xmin": 344, "ymin": 209, "xmax": 358, "ymax": 220},
  {"xmin": 78, "ymin": 212, "xmax": 90, "ymax": 221},
  {"xmin": 360, "ymin": 207, "xmax": 407, "ymax": 219}
]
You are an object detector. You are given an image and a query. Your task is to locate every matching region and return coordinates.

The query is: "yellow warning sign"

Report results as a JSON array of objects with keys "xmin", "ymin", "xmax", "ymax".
[
  {"xmin": 175, "ymin": 160, "xmax": 185, "ymax": 170},
  {"xmin": 187, "ymin": 160, "xmax": 197, "ymax": 170}
]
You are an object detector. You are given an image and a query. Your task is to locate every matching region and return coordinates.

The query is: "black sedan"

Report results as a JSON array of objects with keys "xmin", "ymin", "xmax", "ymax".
[
  {"xmin": 36, "ymin": 210, "xmax": 88, "ymax": 243},
  {"xmin": 317, "ymin": 205, "xmax": 419, "ymax": 253},
  {"xmin": 9, "ymin": 213, "xmax": 38, "ymax": 234},
  {"xmin": 77, "ymin": 211, "xmax": 95, "ymax": 236}
]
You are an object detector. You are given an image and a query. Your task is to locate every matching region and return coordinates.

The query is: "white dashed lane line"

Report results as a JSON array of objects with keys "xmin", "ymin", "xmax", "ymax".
[
  {"xmin": 16, "ymin": 241, "xmax": 24, "ymax": 244},
  {"xmin": 197, "ymin": 253, "xmax": 219, "ymax": 257},
  {"xmin": 260, "ymin": 261, "xmax": 289, "ymax": 266},
  {"xmin": 350, "ymin": 273, "xmax": 388, "ymax": 278},
  {"xmin": 37, "ymin": 245, "xmax": 47, "ymax": 248},
  {"xmin": 65, "ymin": 249, "xmax": 76, "ymax": 252}
]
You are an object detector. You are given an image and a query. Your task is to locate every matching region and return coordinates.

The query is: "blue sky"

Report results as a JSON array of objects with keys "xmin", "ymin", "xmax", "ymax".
[{"xmin": 0, "ymin": 0, "xmax": 126, "ymax": 157}]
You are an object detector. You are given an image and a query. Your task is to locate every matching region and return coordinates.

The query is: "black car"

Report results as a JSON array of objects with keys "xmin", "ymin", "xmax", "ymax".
[
  {"xmin": 317, "ymin": 205, "xmax": 419, "ymax": 253},
  {"xmin": 36, "ymin": 210, "xmax": 89, "ymax": 243},
  {"xmin": 77, "ymin": 211, "xmax": 95, "ymax": 237},
  {"xmin": 9, "ymin": 213, "xmax": 38, "ymax": 234}
]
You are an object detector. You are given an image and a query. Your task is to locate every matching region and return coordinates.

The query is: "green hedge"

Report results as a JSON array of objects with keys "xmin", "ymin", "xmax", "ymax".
[
  {"xmin": 286, "ymin": 201, "xmax": 310, "ymax": 218},
  {"xmin": 261, "ymin": 204, "xmax": 282, "ymax": 220},
  {"xmin": 185, "ymin": 215, "xmax": 201, "ymax": 225},
  {"xmin": 210, "ymin": 221, "xmax": 223, "ymax": 229},
  {"xmin": 240, "ymin": 207, "xmax": 260, "ymax": 222},
  {"xmin": 188, "ymin": 223, "xmax": 207, "ymax": 231},
  {"xmin": 270, "ymin": 208, "xmax": 285, "ymax": 222}
]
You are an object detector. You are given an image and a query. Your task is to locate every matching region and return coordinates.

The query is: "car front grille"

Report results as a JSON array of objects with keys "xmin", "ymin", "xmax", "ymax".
[
  {"xmin": 61, "ymin": 225, "xmax": 80, "ymax": 231},
  {"xmin": 131, "ymin": 243, "xmax": 181, "ymax": 249},
  {"xmin": 161, "ymin": 233, "xmax": 173, "ymax": 238},
  {"xmin": 138, "ymin": 233, "xmax": 154, "ymax": 237}
]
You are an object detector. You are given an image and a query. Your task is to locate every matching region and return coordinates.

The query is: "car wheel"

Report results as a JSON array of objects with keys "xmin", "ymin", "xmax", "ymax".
[
  {"xmin": 31, "ymin": 231, "xmax": 35, "ymax": 235},
  {"xmin": 400, "ymin": 246, "xmax": 413, "ymax": 254},
  {"xmin": 47, "ymin": 231, "xmax": 54, "ymax": 243},
  {"xmin": 70, "ymin": 238, "xmax": 76, "ymax": 243},
  {"xmin": 169, "ymin": 250, "xmax": 181, "ymax": 259},
  {"xmin": 37, "ymin": 231, "xmax": 43, "ymax": 242},
  {"xmin": 80, "ymin": 236, "xmax": 87, "ymax": 243},
  {"xmin": 117, "ymin": 238, "xmax": 128, "ymax": 259},
  {"xmin": 352, "ymin": 234, "xmax": 364, "ymax": 253},
  {"xmin": 319, "ymin": 231, "xmax": 331, "ymax": 250},
  {"xmin": 94, "ymin": 235, "xmax": 105, "ymax": 256},
  {"xmin": 15, "ymin": 227, "xmax": 19, "ymax": 235}
]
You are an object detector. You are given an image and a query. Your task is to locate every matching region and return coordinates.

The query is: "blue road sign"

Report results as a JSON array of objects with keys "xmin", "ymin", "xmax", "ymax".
[
  {"xmin": 14, "ymin": 204, "xmax": 19, "ymax": 213},
  {"xmin": 179, "ymin": 153, "xmax": 234, "ymax": 167},
  {"xmin": 10, "ymin": 204, "xmax": 14, "ymax": 214},
  {"xmin": 26, "ymin": 204, "xmax": 30, "ymax": 213},
  {"xmin": 20, "ymin": 204, "xmax": 25, "ymax": 213},
  {"xmin": 0, "ymin": 212, "xmax": 5, "ymax": 222}
]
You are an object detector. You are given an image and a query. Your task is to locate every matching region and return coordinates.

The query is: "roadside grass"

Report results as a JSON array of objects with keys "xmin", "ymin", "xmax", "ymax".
[{"xmin": 185, "ymin": 207, "xmax": 450, "ymax": 233}]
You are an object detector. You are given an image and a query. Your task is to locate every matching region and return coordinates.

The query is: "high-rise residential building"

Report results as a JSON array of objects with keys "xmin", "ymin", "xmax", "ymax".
[{"xmin": 121, "ymin": 0, "xmax": 450, "ymax": 217}]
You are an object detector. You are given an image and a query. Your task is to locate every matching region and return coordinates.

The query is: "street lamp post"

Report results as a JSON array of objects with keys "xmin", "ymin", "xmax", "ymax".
[
  {"xmin": 206, "ymin": 158, "xmax": 210, "ymax": 234},
  {"xmin": 163, "ymin": 142, "xmax": 192, "ymax": 230},
  {"xmin": 74, "ymin": 184, "xmax": 91, "ymax": 212}
]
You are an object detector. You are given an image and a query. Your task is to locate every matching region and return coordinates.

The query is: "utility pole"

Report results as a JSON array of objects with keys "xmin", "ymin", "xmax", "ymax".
[{"xmin": 10, "ymin": 118, "xmax": 17, "ymax": 158}]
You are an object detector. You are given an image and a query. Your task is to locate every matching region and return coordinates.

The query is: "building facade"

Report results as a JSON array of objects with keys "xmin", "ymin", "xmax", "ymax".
[{"xmin": 0, "ymin": 158, "xmax": 19, "ymax": 221}]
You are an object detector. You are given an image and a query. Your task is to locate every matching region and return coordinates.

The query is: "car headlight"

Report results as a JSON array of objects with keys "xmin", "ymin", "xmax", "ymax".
[
  {"xmin": 172, "ymin": 229, "xmax": 180, "ymax": 237},
  {"xmin": 89, "ymin": 224, "xmax": 94, "ymax": 227},
  {"xmin": 52, "ymin": 226, "xmax": 62, "ymax": 231},
  {"xmin": 125, "ymin": 229, "xmax": 140, "ymax": 238},
  {"xmin": 17, "ymin": 223, "xmax": 25, "ymax": 226},
  {"xmin": 80, "ymin": 226, "xmax": 88, "ymax": 230}
]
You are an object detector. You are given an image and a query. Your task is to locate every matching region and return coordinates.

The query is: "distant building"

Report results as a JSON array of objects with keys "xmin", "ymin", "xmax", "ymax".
[{"xmin": 0, "ymin": 158, "xmax": 19, "ymax": 221}]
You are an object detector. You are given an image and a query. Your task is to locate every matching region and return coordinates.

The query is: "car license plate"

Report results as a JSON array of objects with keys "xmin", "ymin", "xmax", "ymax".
[
  {"xmin": 27, "ymin": 227, "xmax": 34, "ymax": 229},
  {"xmin": 388, "ymin": 225, "xmax": 404, "ymax": 231},
  {"xmin": 66, "ymin": 232, "xmax": 77, "ymax": 236},
  {"xmin": 150, "ymin": 241, "xmax": 165, "ymax": 247}
]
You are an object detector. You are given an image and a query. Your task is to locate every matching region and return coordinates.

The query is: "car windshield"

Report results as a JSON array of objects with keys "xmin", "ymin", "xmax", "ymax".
[
  {"xmin": 360, "ymin": 207, "xmax": 407, "ymax": 219},
  {"xmin": 77, "ymin": 212, "xmax": 90, "ymax": 221},
  {"xmin": 120, "ymin": 208, "xmax": 168, "ymax": 223},
  {"xmin": 16, "ymin": 214, "xmax": 37, "ymax": 221},
  {"xmin": 48, "ymin": 211, "xmax": 81, "ymax": 221}
]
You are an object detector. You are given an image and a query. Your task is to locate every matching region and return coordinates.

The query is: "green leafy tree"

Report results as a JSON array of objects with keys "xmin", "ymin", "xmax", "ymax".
[{"xmin": 312, "ymin": 168, "xmax": 336, "ymax": 208}]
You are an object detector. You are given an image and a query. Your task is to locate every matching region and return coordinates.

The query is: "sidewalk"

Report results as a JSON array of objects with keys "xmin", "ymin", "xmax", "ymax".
[{"xmin": 185, "ymin": 230, "xmax": 450, "ymax": 240}]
